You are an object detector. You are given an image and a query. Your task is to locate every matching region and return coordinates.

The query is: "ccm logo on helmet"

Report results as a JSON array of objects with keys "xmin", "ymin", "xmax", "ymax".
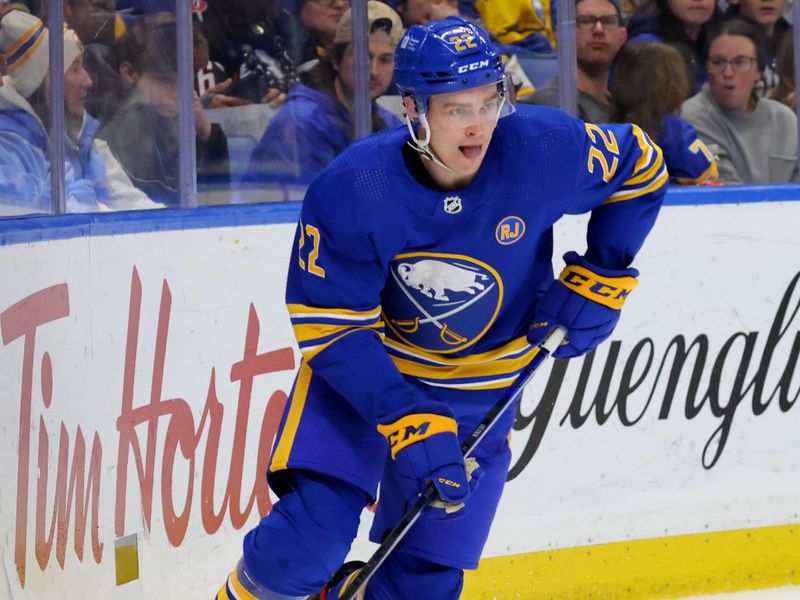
[{"xmin": 457, "ymin": 59, "xmax": 489, "ymax": 74}]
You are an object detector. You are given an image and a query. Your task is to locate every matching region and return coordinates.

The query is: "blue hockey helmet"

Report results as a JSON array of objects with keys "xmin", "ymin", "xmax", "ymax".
[{"xmin": 394, "ymin": 16, "xmax": 512, "ymax": 114}]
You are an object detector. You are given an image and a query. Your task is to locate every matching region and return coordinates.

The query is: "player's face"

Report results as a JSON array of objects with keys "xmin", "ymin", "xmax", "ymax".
[
  {"xmin": 422, "ymin": 83, "xmax": 503, "ymax": 184},
  {"xmin": 63, "ymin": 54, "xmax": 92, "ymax": 118},
  {"xmin": 575, "ymin": 0, "xmax": 627, "ymax": 71},
  {"xmin": 667, "ymin": 0, "xmax": 716, "ymax": 25},
  {"xmin": 737, "ymin": 0, "xmax": 787, "ymax": 30},
  {"xmin": 337, "ymin": 38, "xmax": 396, "ymax": 100},
  {"xmin": 707, "ymin": 34, "xmax": 761, "ymax": 112}
]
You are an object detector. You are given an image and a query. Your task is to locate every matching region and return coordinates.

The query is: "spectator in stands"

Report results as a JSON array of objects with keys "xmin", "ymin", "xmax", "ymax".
[
  {"xmin": 682, "ymin": 18, "xmax": 798, "ymax": 183},
  {"xmin": 524, "ymin": 0, "xmax": 627, "ymax": 122},
  {"xmin": 0, "ymin": 9, "xmax": 116, "ymax": 213},
  {"xmin": 65, "ymin": 0, "xmax": 125, "ymax": 45},
  {"xmin": 283, "ymin": 0, "xmax": 349, "ymax": 68},
  {"xmin": 99, "ymin": 19, "xmax": 229, "ymax": 205},
  {"xmin": 197, "ymin": 0, "xmax": 300, "ymax": 106},
  {"xmin": 725, "ymin": 0, "xmax": 790, "ymax": 96},
  {"xmin": 627, "ymin": 0, "xmax": 724, "ymax": 92},
  {"xmin": 244, "ymin": 1, "xmax": 403, "ymax": 186},
  {"xmin": 769, "ymin": 31, "xmax": 794, "ymax": 110},
  {"xmin": 394, "ymin": 0, "xmax": 459, "ymax": 27},
  {"xmin": 466, "ymin": 0, "xmax": 555, "ymax": 53},
  {"xmin": 62, "ymin": 16, "xmax": 163, "ymax": 209},
  {"xmin": 611, "ymin": 42, "xmax": 718, "ymax": 184},
  {"xmin": 64, "ymin": 0, "xmax": 134, "ymax": 124}
]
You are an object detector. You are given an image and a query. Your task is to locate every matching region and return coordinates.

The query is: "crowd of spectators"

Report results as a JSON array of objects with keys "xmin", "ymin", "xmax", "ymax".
[{"xmin": 0, "ymin": 0, "xmax": 796, "ymax": 216}]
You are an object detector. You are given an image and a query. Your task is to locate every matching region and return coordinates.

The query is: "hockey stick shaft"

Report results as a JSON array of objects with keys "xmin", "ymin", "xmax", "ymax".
[{"xmin": 340, "ymin": 326, "xmax": 567, "ymax": 600}]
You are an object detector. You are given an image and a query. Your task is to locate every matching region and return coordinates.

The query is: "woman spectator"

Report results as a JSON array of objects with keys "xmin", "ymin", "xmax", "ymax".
[
  {"xmin": 681, "ymin": 18, "xmax": 798, "ymax": 183},
  {"xmin": 610, "ymin": 42, "xmax": 718, "ymax": 184},
  {"xmin": 0, "ymin": 9, "xmax": 151, "ymax": 214},
  {"xmin": 725, "ymin": 0, "xmax": 791, "ymax": 96},
  {"xmin": 626, "ymin": 0, "xmax": 724, "ymax": 92}
]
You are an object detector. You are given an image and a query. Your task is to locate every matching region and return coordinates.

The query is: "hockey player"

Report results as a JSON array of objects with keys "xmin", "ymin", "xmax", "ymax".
[{"xmin": 218, "ymin": 16, "xmax": 667, "ymax": 600}]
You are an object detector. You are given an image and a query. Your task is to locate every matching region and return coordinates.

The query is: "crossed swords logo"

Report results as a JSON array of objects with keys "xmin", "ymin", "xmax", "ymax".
[{"xmin": 388, "ymin": 267, "xmax": 496, "ymax": 346}]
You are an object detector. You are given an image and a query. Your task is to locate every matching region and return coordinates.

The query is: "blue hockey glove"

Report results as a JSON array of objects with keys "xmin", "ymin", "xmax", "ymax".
[
  {"xmin": 528, "ymin": 251, "xmax": 639, "ymax": 359},
  {"xmin": 377, "ymin": 405, "xmax": 479, "ymax": 516}
]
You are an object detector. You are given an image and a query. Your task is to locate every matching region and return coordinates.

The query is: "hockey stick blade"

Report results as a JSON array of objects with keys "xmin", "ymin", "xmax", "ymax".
[{"xmin": 339, "ymin": 326, "xmax": 567, "ymax": 600}]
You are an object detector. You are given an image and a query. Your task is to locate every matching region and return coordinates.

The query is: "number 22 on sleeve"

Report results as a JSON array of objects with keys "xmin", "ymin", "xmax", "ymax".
[
  {"xmin": 585, "ymin": 123, "xmax": 620, "ymax": 183},
  {"xmin": 297, "ymin": 220, "xmax": 326, "ymax": 278}
]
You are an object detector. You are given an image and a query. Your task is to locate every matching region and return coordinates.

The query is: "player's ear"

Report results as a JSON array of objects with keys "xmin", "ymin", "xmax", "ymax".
[{"xmin": 402, "ymin": 96, "xmax": 418, "ymax": 120}]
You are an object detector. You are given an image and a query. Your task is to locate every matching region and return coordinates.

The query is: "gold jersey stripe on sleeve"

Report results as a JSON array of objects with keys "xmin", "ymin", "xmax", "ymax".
[
  {"xmin": 604, "ymin": 165, "xmax": 668, "ymax": 205},
  {"xmin": 294, "ymin": 323, "xmax": 385, "ymax": 361},
  {"xmin": 621, "ymin": 125, "xmax": 664, "ymax": 188}
]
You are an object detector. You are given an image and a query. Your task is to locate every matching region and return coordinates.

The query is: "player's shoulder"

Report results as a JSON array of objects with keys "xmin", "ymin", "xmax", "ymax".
[
  {"xmin": 506, "ymin": 103, "xmax": 582, "ymax": 131},
  {"xmin": 302, "ymin": 126, "xmax": 409, "ymax": 226},
  {"xmin": 497, "ymin": 104, "xmax": 587, "ymax": 150}
]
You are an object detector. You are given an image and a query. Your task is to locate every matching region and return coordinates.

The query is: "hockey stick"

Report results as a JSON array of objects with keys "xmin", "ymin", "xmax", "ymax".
[{"xmin": 340, "ymin": 326, "xmax": 568, "ymax": 600}]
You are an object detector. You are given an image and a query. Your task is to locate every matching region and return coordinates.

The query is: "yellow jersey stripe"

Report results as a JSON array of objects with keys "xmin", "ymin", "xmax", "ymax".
[
  {"xmin": 626, "ymin": 124, "xmax": 653, "ymax": 181},
  {"xmin": 389, "ymin": 346, "xmax": 539, "ymax": 381},
  {"xmin": 622, "ymin": 130, "xmax": 664, "ymax": 188},
  {"xmin": 384, "ymin": 335, "xmax": 532, "ymax": 367},
  {"xmin": 270, "ymin": 362, "xmax": 313, "ymax": 472},
  {"xmin": 299, "ymin": 328, "xmax": 383, "ymax": 362},
  {"xmin": 604, "ymin": 166, "xmax": 668, "ymax": 205},
  {"xmin": 287, "ymin": 303, "xmax": 381, "ymax": 321},
  {"xmin": 420, "ymin": 375, "xmax": 521, "ymax": 390},
  {"xmin": 293, "ymin": 321, "xmax": 383, "ymax": 344}
]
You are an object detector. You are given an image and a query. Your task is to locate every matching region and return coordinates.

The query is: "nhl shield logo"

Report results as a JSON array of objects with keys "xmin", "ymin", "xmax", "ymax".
[
  {"xmin": 383, "ymin": 252, "xmax": 504, "ymax": 353},
  {"xmin": 443, "ymin": 196, "xmax": 462, "ymax": 214}
]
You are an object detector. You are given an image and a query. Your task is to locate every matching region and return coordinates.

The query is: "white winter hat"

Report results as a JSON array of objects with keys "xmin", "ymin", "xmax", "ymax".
[{"xmin": 0, "ymin": 9, "xmax": 83, "ymax": 98}]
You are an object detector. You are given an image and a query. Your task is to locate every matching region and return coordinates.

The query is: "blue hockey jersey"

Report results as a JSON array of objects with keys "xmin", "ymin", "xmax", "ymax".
[{"xmin": 270, "ymin": 104, "xmax": 667, "ymax": 495}]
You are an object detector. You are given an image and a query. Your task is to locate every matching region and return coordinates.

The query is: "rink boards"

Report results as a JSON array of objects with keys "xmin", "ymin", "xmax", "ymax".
[{"xmin": 0, "ymin": 194, "xmax": 799, "ymax": 599}]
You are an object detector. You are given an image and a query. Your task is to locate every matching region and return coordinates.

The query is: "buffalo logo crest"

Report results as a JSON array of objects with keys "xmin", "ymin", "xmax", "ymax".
[{"xmin": 384, "ymin": 253, "xmax": 503, "ymax": 353}]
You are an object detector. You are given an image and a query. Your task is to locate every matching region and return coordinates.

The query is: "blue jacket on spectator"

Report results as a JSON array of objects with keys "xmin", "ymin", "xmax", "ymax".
[
  {"xmin": 245, "ymin": 83, "xmax": 403, "ymax": 185},
  {"xmin": 0, "ymin": 107, "xmax": 107, "ymax": 214},
  {"xmin": 65, "ymin": 112, "xmax": 108, "ymax": 200}
]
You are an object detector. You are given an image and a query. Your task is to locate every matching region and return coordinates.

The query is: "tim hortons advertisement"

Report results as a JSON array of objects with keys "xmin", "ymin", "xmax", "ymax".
[{"xmin": 0, "ymin": 201, "xmax": 798, "ymax": 598}]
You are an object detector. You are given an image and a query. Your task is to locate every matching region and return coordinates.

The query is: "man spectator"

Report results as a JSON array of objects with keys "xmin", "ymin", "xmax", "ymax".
[
  {"xmin": 244, "ymin": 1, "xmax": 403, "ymax": 186},
  {"xmin": 524, "ymin": 0, "xmax": 627, "ymax": 122}
]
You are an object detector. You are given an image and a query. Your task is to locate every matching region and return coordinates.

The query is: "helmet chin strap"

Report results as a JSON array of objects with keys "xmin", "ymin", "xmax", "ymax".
[{"xmin": 406, "ymin": 111, "xmax": 455, "ymax": 174}]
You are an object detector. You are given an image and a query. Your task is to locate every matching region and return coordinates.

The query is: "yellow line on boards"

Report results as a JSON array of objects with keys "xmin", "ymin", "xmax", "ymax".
[{"xmin": 463, "ymin": 524, "xmax": 800, "ymax": 599}]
